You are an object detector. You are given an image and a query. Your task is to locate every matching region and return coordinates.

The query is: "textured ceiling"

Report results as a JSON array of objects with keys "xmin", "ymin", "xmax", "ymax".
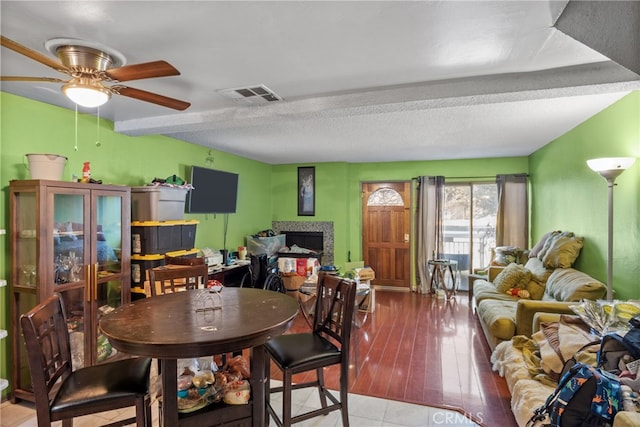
[{"xmin": 1, "ymin": 1, "xmax": 639, "ymax": 164}]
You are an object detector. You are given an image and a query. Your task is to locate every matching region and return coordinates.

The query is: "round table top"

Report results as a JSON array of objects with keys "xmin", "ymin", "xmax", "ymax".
[{"xmin": 99, "ymin": 288, "xmax": 299, "ymax": 359}]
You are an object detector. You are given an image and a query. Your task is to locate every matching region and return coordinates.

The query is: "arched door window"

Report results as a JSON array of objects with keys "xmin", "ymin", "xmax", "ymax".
[{"xmin": 367, "ymin": 187, "xmax": 404, "ymax": 206}]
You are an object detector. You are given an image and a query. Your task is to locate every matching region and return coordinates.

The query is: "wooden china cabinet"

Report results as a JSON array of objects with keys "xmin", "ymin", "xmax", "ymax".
[{"xmin": 9, "ymin": 179, "xmax": 131, "ymax": 402}]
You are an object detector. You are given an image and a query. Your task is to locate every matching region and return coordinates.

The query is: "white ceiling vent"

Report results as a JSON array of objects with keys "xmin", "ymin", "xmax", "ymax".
[{"xmin": 219, "ymin": 84, "xmax": 283, "ymax": 105}]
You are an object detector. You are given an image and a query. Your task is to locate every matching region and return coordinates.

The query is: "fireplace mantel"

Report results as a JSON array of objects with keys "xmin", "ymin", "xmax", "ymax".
[{"xmin": 272, "ymin": 221, "xmax": 334, "ymax": 265}]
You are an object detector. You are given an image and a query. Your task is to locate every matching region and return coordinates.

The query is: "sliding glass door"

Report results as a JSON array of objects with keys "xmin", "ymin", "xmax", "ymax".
[{"xmin": 442, "ymin": 182, "xmax": 498, "ymax": 289}]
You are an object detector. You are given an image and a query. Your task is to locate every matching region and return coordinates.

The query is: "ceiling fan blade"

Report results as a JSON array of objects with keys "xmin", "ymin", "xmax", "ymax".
[
  {"xmin": 1, "ymin": 35, "xmax": 68, "ymax": 73},
  {"xmin": 105, "ymin": 60, "xmax": 180, "ymax": 82},
  {"xmin": 115, "ymin": 86, "xmax": 190, "ymax": 111},
  {"xmin": 1, "ymin": 76, "xmax": 66, "ymax": 83}
]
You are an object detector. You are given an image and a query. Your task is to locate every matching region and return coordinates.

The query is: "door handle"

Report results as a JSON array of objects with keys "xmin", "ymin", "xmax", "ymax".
[{"xmin": 85, "ymin": 265, "xmax": 91, "ymax": 302}]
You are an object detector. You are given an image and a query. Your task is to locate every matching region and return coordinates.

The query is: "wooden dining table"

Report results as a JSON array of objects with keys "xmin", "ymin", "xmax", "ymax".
[{"xmin": 99, "ymin": 288, "xmax": 298, "ymax": 427}]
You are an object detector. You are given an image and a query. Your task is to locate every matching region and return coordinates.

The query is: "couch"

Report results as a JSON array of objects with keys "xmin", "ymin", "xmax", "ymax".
[
  {"xmin": 472, "ymin": 231, "xmax": 607, "ymax": 350},
  {"xmin": 491, "ymin": 313, "xmax": 640, "ymax": 427}
]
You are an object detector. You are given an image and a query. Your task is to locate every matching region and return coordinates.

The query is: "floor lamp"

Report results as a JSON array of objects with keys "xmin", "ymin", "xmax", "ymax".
[{"xmin": 586, "ymin": 157, "xmax": 636, "ymax": 300}]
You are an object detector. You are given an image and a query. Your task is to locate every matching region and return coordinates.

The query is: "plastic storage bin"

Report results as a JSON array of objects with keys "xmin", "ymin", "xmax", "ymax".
[
  {"xmin": 131, "ymin": 186, "xmax": 189, "ymax": 221},
  {"xmin": 246, "ymin": 234, "xmax": 286, "ymax": 257},
  {"xmin": 131, "ymin": 220, "xmax": 198, "ymax": 255},
  {"xmin": 131, "ymin": 249, "xmax": 198, "ymax": 291}
]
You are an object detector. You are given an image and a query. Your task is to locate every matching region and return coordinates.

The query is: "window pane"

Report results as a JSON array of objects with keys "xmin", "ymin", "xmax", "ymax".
[
  {"xmin": 442, "ymin": 182, "xmax": 498, "ymax": 290},
  {"xmin": 367, "ymin": 187, "xmax": 404, "ymax": 206},
  {"xmin": 471, "ymin": 184, "xmax": 497, "ymax": 271},
  {"xmin": 443, "ymin": 185, "xmax": 471, "ymax": 272}
]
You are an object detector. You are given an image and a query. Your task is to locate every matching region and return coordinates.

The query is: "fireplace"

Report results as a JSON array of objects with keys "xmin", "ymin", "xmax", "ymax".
[
  {"xmin": 281, "ymin": 231, "xmax": 324, "ymax": 253},
  {"xmin": 272, "ymin": 221, "xmax": 334, "ymax": 265}
]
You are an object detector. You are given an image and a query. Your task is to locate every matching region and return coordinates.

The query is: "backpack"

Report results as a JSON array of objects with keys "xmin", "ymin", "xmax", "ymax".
[
  {"xmin": 598, "ymin": 333, "xmax": 636, "ymax": 373},
  {"xmin": 598, "ymin": 316, "xmax": 640, "ymax": 373},
  {"xmin": 528, "ymin": 362, "xmax": 622, "ymax": 427}
]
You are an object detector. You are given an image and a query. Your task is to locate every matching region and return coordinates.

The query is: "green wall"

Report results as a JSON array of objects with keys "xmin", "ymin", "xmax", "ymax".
[
  {"xmin": 271, "ymin": 158, "xmax": 529, "ymax": 271},
  {"xmin": 0, "ymin": 92, "xmax": 275, "ymax": 249},
  {"xmin": 0, "ymin": 92, "xmax": 274, "ymax": 394},
  {"xmin": 529, "ymin": 91, "xmax": 640, "ymax": 300},
  {"xmin": 1, "ymin": 90, "xmax": 638, "ymax": 397}
]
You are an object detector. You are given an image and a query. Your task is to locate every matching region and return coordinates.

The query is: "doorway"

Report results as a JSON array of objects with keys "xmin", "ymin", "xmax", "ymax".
[
  {"xmin": 362, "ymin": 182, "xmax": 411, "ymax": 288},
  {"xmin": 442, "ymin": 182, "xmax": 498, "ymax": 290}
]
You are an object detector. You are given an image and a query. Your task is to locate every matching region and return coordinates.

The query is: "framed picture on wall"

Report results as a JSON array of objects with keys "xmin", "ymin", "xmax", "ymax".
[{"xmin": 298, "ymin": 166, "xmax": 315, "ymax": 216}]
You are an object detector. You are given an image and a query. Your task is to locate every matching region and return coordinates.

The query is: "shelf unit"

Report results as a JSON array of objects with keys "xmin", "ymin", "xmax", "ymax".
[{"xmin": 1, "ymin": 228, "xmax": 7, "ymax": 392}]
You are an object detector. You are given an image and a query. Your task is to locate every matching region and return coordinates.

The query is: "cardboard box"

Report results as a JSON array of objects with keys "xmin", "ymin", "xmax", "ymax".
[{"xmin": 354, "ymin": 267, "xmax": 375, "ymax": 281}]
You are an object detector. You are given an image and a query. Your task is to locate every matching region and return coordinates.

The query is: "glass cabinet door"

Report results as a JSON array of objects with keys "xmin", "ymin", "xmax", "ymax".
[
  {"xmin": 14, "ymin": 191, "xmax": 37, "ymax": 289},
  {"xmin": 52, "ymin": 191, "xmax": 90, "ymax": 368},
  {"xmin": 93, "ymin": 191, "xmax": 128, "ymax": 364}
]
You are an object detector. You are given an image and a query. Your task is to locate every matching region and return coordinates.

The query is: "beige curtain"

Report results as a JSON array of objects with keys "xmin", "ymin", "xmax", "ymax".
[
  {"xmin": 495, "ymin": 174, "xmax": 528, "ymax": 249},
  {"xmin": 415, "ymin": 176, "xmax": 444, "ymax": 293}
]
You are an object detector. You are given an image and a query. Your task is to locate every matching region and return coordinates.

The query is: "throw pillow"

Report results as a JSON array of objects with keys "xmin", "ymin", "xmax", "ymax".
[
  {"xmin": 529, "ymin": 231, "xmax": 560, "ymax": 258},
  {"xmin": 491, "ymin": 246, "xmax": 522, "ymax": 266},
  {"xmin": 541, "ymin": 233, "xmax": 584, "ymax": 268},
  {"xmin": 493, "ymin": 263, "xmax": 531, "ymax": 293},
  {"xmin": 535, "ymin": 230, "xmax": 562, "ymax": 260}
]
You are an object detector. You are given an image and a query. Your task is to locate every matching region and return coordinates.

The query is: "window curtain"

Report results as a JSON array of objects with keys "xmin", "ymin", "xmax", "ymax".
[
  {"xmin": 415, "ymin": 176, "xmax": 444, "ymax": 294},
  {"xmin": 495, "ymin": 174, "xmax": 528, "ymax": 249}
]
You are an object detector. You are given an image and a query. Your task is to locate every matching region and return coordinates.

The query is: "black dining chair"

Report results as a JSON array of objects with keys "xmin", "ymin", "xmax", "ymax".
[
  {"xmin": 265, "ymin": 273, "xmax": 356, "ymax": 427},
  {"xmin": 20, "ymin": 293, "xmax": 152, "ymax": 427}
]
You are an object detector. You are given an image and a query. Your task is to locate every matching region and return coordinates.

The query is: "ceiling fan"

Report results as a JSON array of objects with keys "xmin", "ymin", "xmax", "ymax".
[{"xmin": 1, "ymin": 35, "xmax": 190, "ymax": 110}]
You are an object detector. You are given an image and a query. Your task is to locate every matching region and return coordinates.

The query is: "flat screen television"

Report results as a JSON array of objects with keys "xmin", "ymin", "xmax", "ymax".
[{"xmin": 186, "ymin": 166, "xmax": 239, "ymax": 213}]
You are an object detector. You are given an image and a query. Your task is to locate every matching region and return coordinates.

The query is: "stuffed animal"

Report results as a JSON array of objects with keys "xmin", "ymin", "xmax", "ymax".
[{"xmin": 506, "ymin": 288, "xmax": 530, "ymax": 299}]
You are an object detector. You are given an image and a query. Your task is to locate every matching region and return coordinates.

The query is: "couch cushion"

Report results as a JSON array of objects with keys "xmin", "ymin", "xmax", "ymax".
[
  {"xmin": 525, "ymin": 279, "xmax": 547, "ymax": 301},
  {"xmin": 542, "ymin": 268, "xmax": 607, "ymax": 302},
  {"xmin": 477, "ymin": 299, "xmax": 518, "ymax": 341},
  {"xmin": 523, "ymin": 257, "xmax": 552, "ymax": 300},
  {"xmin": 493, "ymin": 263, "xmax": 531, "ymax": 293},
  {"xmin": 473, "ymin": 280, "xmax": 521, "ymax": 303},
  {"xmin": 524, "ymin": 257, "xmax": 552, "ymax": 283},
  {"xmin": 541, "ymin": 232, "xmax": 584, "ymax": 268}
]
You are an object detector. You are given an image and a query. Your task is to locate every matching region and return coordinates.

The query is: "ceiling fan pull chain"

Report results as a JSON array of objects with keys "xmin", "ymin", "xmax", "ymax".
[
  {"xmin": 74, "ymin": 104, "xmax": 78, "ymax": 151},
  {"xmin": 96, "ymin": 107, "xmax": 101, "ymax": 147}
]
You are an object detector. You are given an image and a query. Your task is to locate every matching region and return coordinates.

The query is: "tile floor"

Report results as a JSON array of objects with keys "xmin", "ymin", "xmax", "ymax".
[{"xmin": 1, "ymin": 381, "xmax": 480, "ymax": 427}]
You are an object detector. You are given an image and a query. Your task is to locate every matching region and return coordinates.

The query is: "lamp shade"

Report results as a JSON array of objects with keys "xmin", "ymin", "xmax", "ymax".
[
  {"xmin": 587, "ymin": 157, "xmax": 636, "ymax": 183},
  {"xmin": 62, "ymin": 78, "xmax": 111, "ymax": 108}
]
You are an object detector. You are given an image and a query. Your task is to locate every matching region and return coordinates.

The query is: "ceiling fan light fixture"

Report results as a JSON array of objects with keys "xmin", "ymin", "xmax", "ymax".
[{"xmin": 62, "ymin": 78, "xmax": 111, "ymax": 108}]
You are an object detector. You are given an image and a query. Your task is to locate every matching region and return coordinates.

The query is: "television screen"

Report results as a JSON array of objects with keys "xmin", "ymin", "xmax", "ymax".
[{"xmin": 186, "ymin": 166, "xmax": 239, "ymax": 213}]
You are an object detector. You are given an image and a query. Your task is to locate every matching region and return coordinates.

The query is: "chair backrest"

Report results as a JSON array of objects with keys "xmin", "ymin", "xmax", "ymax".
[
  {"xmin": 20, "ymin": 293, "xmax": 73, "ymax": 422},
  {"xmin": 148, "ymin": 264, "xmax": 209, "ymax": 296},
  {"xmin": 312, "ymin": 273, "xmax": 356, "ymax": 357},
  {"xmin": 164, "ymin": 255, "xmax": 205, "ymax": 266}
]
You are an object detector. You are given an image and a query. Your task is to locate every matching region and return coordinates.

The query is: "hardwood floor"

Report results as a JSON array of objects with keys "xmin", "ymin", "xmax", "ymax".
[{"xmin": 274, "ymin": 288, "xmax": 517, "ymax": 427}]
